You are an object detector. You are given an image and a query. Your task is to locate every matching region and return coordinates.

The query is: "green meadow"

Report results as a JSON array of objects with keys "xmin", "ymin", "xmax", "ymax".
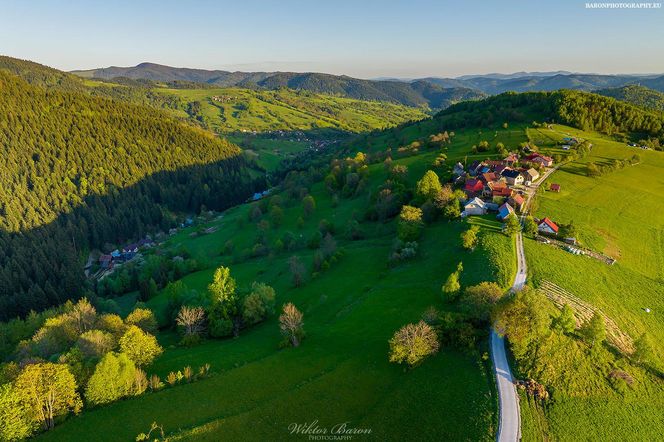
[
  {"xmin": 38, "ymin": 133, "xmax": 519, "ymax": 441},
  {"xmin": 521, "ymin": 125, "xmax": 664, "ymax": 441},
  {"xmin": 152, "ymin": 87, "xmax": 428, "ymax": 134}
]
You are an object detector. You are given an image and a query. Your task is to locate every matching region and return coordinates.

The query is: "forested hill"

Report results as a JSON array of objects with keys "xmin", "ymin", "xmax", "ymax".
[
  {"xmin": 0, "ymin": 69, "xmax": 257, "ymax": 319},
  {"xmin": 596, "ymin": 85, "xmax": 664, "ymax": 113},
  {"xmin": 438, "ymin": 90, "xmax": 664, "ymax": 143},
  {"xmin": 73, "ymin": 63, "xmax": 486, "ymax": 109},
  {"xmin": 0, "ymin": 55, "xmax": 86, "ymax": 92}
]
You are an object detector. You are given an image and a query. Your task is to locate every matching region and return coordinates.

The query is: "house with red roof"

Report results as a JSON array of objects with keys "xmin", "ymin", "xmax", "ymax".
[
  {"xmin": 508, "ymin": 194, "xmax": 525, "ymax": 212},
  {"xmin": 464, "ymin": 178, "xmax": 484, "ymax": 196},
  {"xmin": 538, "ymin": 217, "xmax": 559, "ymax": 235},
  {"xmin": 550, "ymin": 183, "xmax": 561, "ymax": 192}
]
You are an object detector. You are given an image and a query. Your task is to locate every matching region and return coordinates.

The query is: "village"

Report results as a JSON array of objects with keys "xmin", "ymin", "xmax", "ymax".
[
  {"xmin": 456, "ymin": 145, "xmax": 617, "ymax": 265},
  {"xmin": 457, "ymin": 150, "xmax": 561, "ymax": 231}
]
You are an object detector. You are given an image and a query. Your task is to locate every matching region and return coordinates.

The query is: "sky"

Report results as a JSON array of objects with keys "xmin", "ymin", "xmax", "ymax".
[{"xmin": 1, "ymin": 0, "xmax": 663, "ymax": 78}]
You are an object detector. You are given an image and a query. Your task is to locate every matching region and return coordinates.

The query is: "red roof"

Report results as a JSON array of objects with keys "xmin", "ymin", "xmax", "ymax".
[
  {"xmin": 464, "ymin": 179, "xmax": 484, "ymax": 192},
  {"xmin": 99, "ymin": 255, "xmax": 112, "ymax": 263},
  {"xmin": 539, "ymin": 217, "xmax": 559, "ymax": 233},
  {"xmin": 550, "ymin": 183, "xmax": 561, "ymax": 191},
  {"xmin": 511, "ymin": 194, "xmax": 525, "ymax": 205},
  {"xmin": 493, "ymin": 187, "xmax": 513, "ymax": 197},
  {"xmin": 481, "ymin": 172, "xmax": 497, "ymax": 183}
]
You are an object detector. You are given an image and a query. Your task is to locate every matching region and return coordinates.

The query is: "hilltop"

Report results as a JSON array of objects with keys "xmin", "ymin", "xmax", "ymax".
[{"xmin": 597, "ymin": 84, "xmax": 664, "ymax": 112}]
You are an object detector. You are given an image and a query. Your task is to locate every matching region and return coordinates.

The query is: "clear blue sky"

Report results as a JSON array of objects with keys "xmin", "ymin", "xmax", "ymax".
[{"xmin": 1, "ymin": 0, "xmax": 663, "ymax": 78}]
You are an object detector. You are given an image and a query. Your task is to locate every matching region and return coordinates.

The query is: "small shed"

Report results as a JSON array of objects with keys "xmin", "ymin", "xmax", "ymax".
[{"xmin": 550, "ymin": 183, "xmax": 561, "ymax": 192}]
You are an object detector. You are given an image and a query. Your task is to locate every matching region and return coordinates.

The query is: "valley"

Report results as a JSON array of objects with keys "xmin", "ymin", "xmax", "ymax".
[{"xmin": 1, "ymin": 54, "xmax": 664, "ymax": 442}]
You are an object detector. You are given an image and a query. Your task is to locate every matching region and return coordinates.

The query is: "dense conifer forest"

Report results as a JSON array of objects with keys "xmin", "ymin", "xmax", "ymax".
[{"xmin": 0, "ymin": 70, "xmax": 259, "ymax": 320}]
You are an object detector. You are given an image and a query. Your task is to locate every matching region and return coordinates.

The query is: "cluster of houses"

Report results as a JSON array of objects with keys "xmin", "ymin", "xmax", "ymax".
[
  {"xmin": 98, "ymin": 238, "xmax": 153, "ymax": 270},
  {"xmin": 457, "ymin": 151, "xmax": 555, "ymax": 221}
]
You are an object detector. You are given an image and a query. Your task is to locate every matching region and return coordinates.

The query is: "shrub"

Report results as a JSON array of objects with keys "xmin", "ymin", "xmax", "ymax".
[
  {"xmin": 397, "ymin": 206, "xmax": 423, "ymax": 241},
  {"xmin": 125, "ymin": 308, "xmax": 158, "ymax": 335}
]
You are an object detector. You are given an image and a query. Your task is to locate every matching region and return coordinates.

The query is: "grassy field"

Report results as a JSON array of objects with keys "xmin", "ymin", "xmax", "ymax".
[
  {"xmin": 150, "ymin": 87, "xmax": 428, "ymax": 134},
  {"xmin": 39, "ymin": 134, "xmax": 515, "ymax": 441},
  {"xmin": 520, "ymin": 125, "xmax": 664, "ymax": 441}
]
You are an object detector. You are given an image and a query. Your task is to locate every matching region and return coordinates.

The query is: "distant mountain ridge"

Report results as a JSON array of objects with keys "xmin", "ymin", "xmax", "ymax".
[
  {"xmin": 73, "ymin": 63, "xmax": 487, "ymax": 109},
  {"xmin": 73, "ymin": 63, "xmax": 664, "ymax": 104}
]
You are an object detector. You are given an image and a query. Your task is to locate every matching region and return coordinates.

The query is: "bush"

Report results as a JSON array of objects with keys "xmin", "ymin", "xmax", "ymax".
[
  {"xmin": 125, "ymin": 308, "xmax": 158, "ymax": 335},
  {"xmin": 119, "ymin": 326, "xmax": 163, "ymax": 367}
]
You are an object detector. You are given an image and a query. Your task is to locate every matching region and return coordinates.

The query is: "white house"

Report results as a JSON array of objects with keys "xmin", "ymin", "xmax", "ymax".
[
  {"xmin": 538, "ymin": 217, "xmax": 559, "ymax": 235},
  {"xmin": 501, "ymin": 169, "xmax": 524, "ymax": 186},
  {"xmin": 463, "ymin": 197, "xmax": 487, "ymax": 216}
]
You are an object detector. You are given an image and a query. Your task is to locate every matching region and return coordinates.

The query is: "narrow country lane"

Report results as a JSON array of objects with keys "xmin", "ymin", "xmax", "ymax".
[{"xmin": 491, "ymin": 164, "xmax": 556, "ymax": 441}]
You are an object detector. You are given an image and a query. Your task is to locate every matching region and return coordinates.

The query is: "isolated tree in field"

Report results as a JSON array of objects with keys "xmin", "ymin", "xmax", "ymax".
[
  {"xmin": 523, "ymin": 215, "xmax": 538, "ymax": 236},
  {"xmin": 553, "ymin": 305, "xmax": 576, "ymax": 334},
  {"xmin": 0, "ymin": 383, "xmax": 34, "ymax": 441},
  {"xmin": 397, "ymin": 205, "xmax": 423, "ymax": 241},
  {"xmin": 242, "ymin": 282, "xmax": 276, "ymax": 326},
  {"xmin": 633, "ymin": 333, "xmax": 654, "ymax": 365},
  {"xmin": 580, "ymin": 312, "xmax": 606, "ymax": 348},
  {"xmin": 119, "ymin": 325, "xmax": 163, "ymax": 367},
  {"xmin": 461, "ymin": 282, "xmax": 504, "ymax": 320},
  {"xmin": 76, "ymin": 329, "xmax": 116, "ymax": 359},
  {"xmin": 503, "ymin": 213, "xmax": 521, "ymax": 236},
  {"xmin": 85, "ymin": 352, "xmax": 137, "ymax": 406},
  {"xmin": 125, "ymin": 307, "xmax": 158, "ymax": 334},
  {"xmin": 389, "ymin": 321, "xmax": 440, "ymax": 367},
  {"xmin": 289, "ymin": 255, "xmax": 306, "ymax": 288},
  {"xmin": 279, "ymin": 303, "xmax": 304, "ymax": 347},
  {"xmin": 302, "ymin": 195, "xmax": 316, "ymax": 219},
  {"xmin": 207, "ymin": 266, "xmax": 238, "ymax": 337},
  {"xmin": 176, "ymin": 306, "xmax": 207, "ymax": 338},
  {"xmin": 14, "ymin": 363, "xmax": 82, "ymax": 430},
  {"xmin": 461, "ymin": 225, "xmax": 480, "ymax": 250},
  {"xmin": 208, "ymin": 266, "xmax": 237, "ymax": 305},
  {"xmin": 442, "ymin": 262, "xmax": 463, "ymax": 299},
  {"xmin": 416, "ymin": 170, "xmax": 443, "ymax": 201}
]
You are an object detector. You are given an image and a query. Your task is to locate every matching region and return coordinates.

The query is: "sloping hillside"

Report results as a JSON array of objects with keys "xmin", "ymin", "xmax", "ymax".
[{"xmin": 0, "ymin": 69, "xmax": 256, "ymax": 319}]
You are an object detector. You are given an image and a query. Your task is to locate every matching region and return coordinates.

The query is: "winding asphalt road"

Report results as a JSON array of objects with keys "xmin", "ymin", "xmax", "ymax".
[{"xmin": 491, "ymin": 166, "xmax": 557, "ymax": 441}]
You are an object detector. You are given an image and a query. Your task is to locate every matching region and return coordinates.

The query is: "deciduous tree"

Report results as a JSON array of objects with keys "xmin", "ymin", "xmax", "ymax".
[
  {"xmin": 389, "ymin": 321, "xmax": 440, "ymax": 367},
  {"xmin": 119, "ymin": 326, "xmax": 163, "ymax": 367},
  {"xmin": 14, "ymin": 363, "xmax": 82, "ymax": 430},
  {"xmin": 279, "ymin": 303, "xmax": 304, "ymax": 347}
]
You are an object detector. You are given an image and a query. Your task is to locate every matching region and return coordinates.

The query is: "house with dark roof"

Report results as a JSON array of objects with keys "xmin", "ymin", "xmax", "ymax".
[
  {"xmin": 99, "ymin": 255, "xmax": 113, "ymax": 270},
  {"xmin": 453, "ymin": 162, "xmax": 465, "ymax": 176},
  {"xmin": 538, "ymin": 217, "xmax": 559, "ymax": 235},
  {"xmin": 497, "ymin": 203, "xmax": 515, "ymax": 220},
  {"xmin": 501, "ymin": 168, "xmax": 524, "ymax": 186}
]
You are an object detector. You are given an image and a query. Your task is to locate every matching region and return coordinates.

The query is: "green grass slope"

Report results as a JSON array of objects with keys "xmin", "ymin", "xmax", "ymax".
[
  {"xmin": 38, "ymin": 122, "xmax": 520, "ymax": 442},
  {"xmin": 521, "ymin": 124, "xmax": 664, "ymax": 441}
]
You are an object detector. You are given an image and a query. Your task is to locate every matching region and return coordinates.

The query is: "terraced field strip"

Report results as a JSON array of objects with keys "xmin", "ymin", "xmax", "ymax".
[{"xmin": 539, "ymin": 280, "xmax": 634, "ymax": 354}]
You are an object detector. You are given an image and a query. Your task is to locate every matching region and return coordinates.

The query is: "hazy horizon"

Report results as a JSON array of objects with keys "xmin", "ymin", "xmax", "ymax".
[{"xmin": 2, "ymin": 0, "xmax": 664, "ymax": 78}]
